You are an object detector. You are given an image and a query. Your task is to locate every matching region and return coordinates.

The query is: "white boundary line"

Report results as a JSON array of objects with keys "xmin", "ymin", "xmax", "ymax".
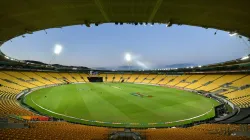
[
  {"xmin": 111, "ymin": 86, "xmax": 121, "ymax": 90},
  {"xmin": 26, "ymin": 82, "xmax": 215, "ymax": 126},
  {"xmin": 31, "ymin": 96, "xmax": 214, "ymax": 124},
  {"xmin": 30, "ymin": 97, "xmax": 89, "ymax": 121}
]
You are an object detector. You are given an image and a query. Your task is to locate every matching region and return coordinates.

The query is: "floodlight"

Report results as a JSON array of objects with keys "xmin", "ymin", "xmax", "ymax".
[
  {"xmin": 229, "ymin": 32, "xmax": 237, "ymax": 37},
  {"xmin": 198, "ymin": 65, "xmax": 202, "ymax": 68},
  {"xmin": 54, "ymin": 44, "xmax": 62, "ymax": 55},
  {"xmin": 241, "ymin": 56, "xmax": 249, "ymax": 60},
  {"xmin": 125, "ymin": 53, "xmax": 131, "ymax": 62}
]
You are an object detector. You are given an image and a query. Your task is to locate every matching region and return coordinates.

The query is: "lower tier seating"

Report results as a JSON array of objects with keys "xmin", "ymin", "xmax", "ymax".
[{"xmin": 1, "ymin": 123, "xmax": 249, "ymax": 140}]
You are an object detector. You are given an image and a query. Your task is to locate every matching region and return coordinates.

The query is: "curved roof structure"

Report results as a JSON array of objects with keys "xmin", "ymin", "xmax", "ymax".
[{"xmin": 0, "ymin": 0, "xmax": 250, "ymax": 44}]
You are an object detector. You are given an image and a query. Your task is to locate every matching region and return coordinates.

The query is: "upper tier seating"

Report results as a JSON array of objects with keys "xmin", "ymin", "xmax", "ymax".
[
  {"xmin": 142, "ymin": 74, "xmax": 157, "ymax": 83},
  {"xmin": 69, "ymin": 73, "xmax": 85, "ymax": 82},
  {"xmin": 79, "ymin": 73, "xmax": 89, "ymax": 82},
  {"xmin": 120, "ymin": 74, "xmax": 131, "ymax": 82},
  {"xmin": 166, "ymin": 75, "xmax": 190, "ymax": 86},
  {"xmin": 126, "ymin": 74, "xmax": 139, "ymax": 83},
  {"xmin": 158, "ymin": 75, "xmax": 177, "ymax": 85},
  {"xmin": 133, "ymin": 74, "xmax": 149, "ymax": 83},
  {"xmin": 35, "ymin": 72, "xmax": 63, "ymax": 84},
  {"xmin": 186, "ymin": 75, "xmax": 223, "ymax": 89},
  {"xmin": 106, "ymin": 74, "xmax": 114, "ymax": 82},
  {"xmin": 150, "ymin": 74, "xmax": 166, "ymax": 84},
  {"xmin": 113, "ymin": 74, "xmax": 122, "ymax": 82},
  {"xmin": 197, "ymin": 75, "xmax": 245, "ymax": 91},
  {"xmin": 175, "ymin": 75, "xmax": 205, "ymax": 88}
]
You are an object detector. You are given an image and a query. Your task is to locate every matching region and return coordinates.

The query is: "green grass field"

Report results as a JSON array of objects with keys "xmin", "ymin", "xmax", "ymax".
[{"xmin": 24, "ymin": 83, "xmax": 219, "ymax": 128}]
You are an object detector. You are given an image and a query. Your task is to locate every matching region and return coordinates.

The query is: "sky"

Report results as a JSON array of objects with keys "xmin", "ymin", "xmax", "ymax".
[{"xmin": 0, "ymin": 24, "xmax": 249, "ymax": 69}]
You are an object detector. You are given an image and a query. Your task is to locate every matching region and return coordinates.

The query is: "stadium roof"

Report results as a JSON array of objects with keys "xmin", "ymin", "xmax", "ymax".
[{"xmin": 0, "ymin": 0, "xmax": 250, "ymax": 45}]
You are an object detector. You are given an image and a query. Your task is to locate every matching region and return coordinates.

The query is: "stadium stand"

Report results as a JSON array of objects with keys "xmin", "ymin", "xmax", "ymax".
[
  {"xmin": 60, "ymin": 73, "xmax": 78, "ymax": 83},
  {"xmin": 69, "ymin": 73, "xmax": 85, "ymax": 82},
  {"xmin": 230, "ymin": 75, "xmax": 250, "ymax": 87},
  {"xmin": 120, "ymin": 73, "xmax": 131, "ymax": 82},
  {"xmin": 157, "ymin": 75, "xmax": 175, "ymax": 85},
  {"xmin": 21, "ymin": 72, "xmax": 53, "ymax": 85},
  {"xmin": 197, "ymin": 75, "xmax": 245, "ymax": 92},
  {"xmin": 226, "ymin": 88, "xmax": 250, "ymax": 108},
  {"xmin": 142, "ymin": 74, "xmax": 157, "ymax": 83},
  {"xmin": 79, "ymin": 73, "xmax": 89, "ymax": 82},
  {"xmin": 106, "ymin": 74, "xmax": 115, "ymax": 82},
  {"xmin": 175, "ymin": 75, "xmax": 205, "ymax": 88},
  {"xmin": 113, "ymin": 74, "xmax": 122, "ymax": 82},
  {"xmin": 1, "ymin": 0, "xmax": 250, "ymax": 139},
  {"xmin": 0, "ymin": 71, "xmax": 250, "ymax": 139},
  {"xmin": 126, "ymin": 74, "xmax": 139, "ymax": 83},
  {"xmin": 133, "ymin": 74, "xmax": 149, "ymax": 83},
  {"xmin": 0, "ymin": 72, "xmax": 36, "ymax": 89},
  {"xmin": 149, "ymin": 74, "xmax": 166, "ymax": 84},
  {"xmin": 99, "ymin": 74, "xmax": 107, "ymax": 82},
  {"xmin": 186, "ymin": 75, "xmax": 223, "ymax": 89},
  {"xmin": 0, "ymin": 79, "xmax": 26, "ymax": 91},
  {"xmin": 143, "ymin": 127, "xmax": 248, "ymax": 140},
  {"xmin": 5, "ymin": 72, "xmax": 45, "ymax": 87},
  {"xmin": 0, "ymin": 92, "xmax": 34, "ymax": 118},
  {"xmin": 0, "ymin": 122, "xmax": 109, "ymax": 140},
  {"xmin": 35, "ymin": 72, "xmax": 63, "ymax": 84},
  {"xmin": 47, "ymin": 73, "xmax": 66, "ymax": 83},
  {"xmin": 166, "ymin": 75, "xmax": 190, "ymax": 86}
]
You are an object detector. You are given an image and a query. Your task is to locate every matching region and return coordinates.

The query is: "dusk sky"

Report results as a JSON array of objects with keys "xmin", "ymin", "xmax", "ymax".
[{"xmin": 0, "ymin": 24, "xmax": 249, "ymax": 69}]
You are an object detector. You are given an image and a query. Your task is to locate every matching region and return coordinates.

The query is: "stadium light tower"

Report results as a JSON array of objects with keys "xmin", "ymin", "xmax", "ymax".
[
  {"xmin": 54, "ymin": 44, "xmax": 63, "ymax": 55},
  {"xmin": 241, "ymin": 55, "xmax": 249, "ymax": 60},
  {"xmin": 229, "ymin": 32, "xmax": 237, "ymax": 37},
  {"xmin": 125, "ymin": 53, "xmax": 132, "ymax": 70},
  {"xmin": 49, "ymin": 44, "xmax": 63, "ymax": 64},
  {"xmin": 125, "ymin": 53, "xmax": 131, "ymax": 62}
]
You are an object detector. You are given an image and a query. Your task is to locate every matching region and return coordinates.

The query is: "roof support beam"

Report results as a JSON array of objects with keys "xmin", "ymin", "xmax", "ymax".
[
  {"xmin": 148, "ymin": 0, "xmax": 163, "ymax": 23},
  {"xmin": 94, "ymin": 0, "xmax": 110, "ymax": 22}
]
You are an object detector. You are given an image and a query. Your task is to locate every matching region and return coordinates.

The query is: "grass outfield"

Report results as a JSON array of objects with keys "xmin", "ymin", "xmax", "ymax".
[{"xmin": 24, "ymin": 83, "xmax": 219, "ymax": 128}]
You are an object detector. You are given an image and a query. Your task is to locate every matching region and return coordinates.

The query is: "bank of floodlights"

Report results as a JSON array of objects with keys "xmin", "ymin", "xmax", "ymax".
[
  {"xmin": 125, "ymin": 53, "xmax": 132, "ymax": 62},
  {"xmin": 54, "ymin": 44, "xmax": 63, "ymax": 55},
  {"xmin": 241, "ymin": 55, "xmax": 249, "ymax": 60},
  {"xmin": 229, "ymin": 32, "xmax": 237, "ymax": 37}
]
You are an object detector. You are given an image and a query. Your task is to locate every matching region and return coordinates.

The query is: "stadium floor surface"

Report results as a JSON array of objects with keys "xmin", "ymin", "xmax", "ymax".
[{"xmin": 24, "ymin": 83, "xmax": 219, "ymax": 127}]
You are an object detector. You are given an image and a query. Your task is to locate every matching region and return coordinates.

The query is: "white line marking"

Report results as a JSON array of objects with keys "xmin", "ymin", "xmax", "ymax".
[
  {"xmin": 24, "ymin": 82, "xmax": 215, "ymax": 126},
  {"xmin": 30, "ymin": 95, "xmax": 214, "ymax": 125},
  {"xmin": 111, "ymin": 86, "xmax": 121, "ymax": 90}
]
